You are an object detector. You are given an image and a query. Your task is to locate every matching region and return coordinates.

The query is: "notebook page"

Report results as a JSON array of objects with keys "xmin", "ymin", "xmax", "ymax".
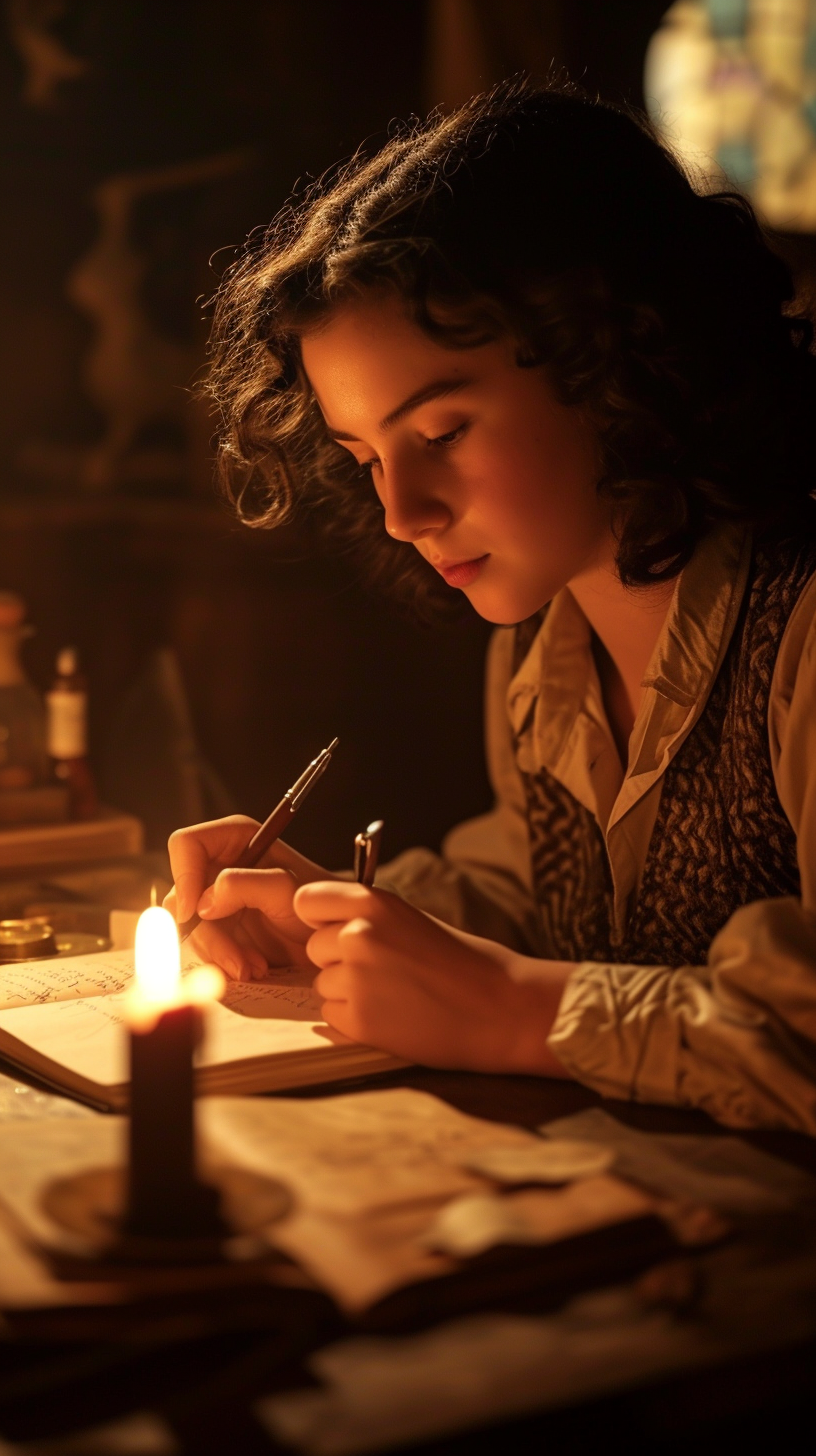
[
  {"xmin": 0, "ymin": 949, "xmax": 135, "ymax": 1012},
  {"xmin": 0, "ymin": 971, "xmax": 334, "ymax": 1087},
  {"xmin": 0, "ymin": 939, "xmax": 312, "ymax": 1012}
]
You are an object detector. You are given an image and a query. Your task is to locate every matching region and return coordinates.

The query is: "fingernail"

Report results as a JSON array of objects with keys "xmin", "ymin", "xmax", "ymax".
[{"xmin": 197, "ymin": 888, "xmax": 214, "ymax": 916}]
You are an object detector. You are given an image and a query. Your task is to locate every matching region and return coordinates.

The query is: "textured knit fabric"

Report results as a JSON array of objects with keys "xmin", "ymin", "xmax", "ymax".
[{"xmin": 517, "ymin": 533, "xmax": 816, "ymax": 968}]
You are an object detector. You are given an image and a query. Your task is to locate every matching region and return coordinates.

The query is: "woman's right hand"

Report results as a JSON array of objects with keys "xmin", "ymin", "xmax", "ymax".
[{"xmin": 164, "ymin": 815, "xmax": 336, "ymax": 981}]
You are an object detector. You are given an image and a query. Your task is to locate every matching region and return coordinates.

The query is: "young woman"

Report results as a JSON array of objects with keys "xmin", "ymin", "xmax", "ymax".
[{"xmin": 168, "ymin": 79, "xmax": 816, "ymax": 1134}]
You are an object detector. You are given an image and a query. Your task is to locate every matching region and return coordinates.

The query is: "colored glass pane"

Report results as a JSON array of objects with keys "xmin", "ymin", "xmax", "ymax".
[{"xmin": 645, "ymin": 0, "xmax": 816, "ymax": 230}]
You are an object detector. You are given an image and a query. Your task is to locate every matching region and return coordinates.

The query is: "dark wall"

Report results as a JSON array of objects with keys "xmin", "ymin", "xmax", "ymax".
[{"xmin": 559, "ymin": 1, "xmax": 671, "ymax": 107}]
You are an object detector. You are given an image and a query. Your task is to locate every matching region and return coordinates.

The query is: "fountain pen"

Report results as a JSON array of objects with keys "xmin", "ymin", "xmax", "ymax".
[{"xmin": 176, "ymin": 737, "xmax": 339, "ymax": 944}]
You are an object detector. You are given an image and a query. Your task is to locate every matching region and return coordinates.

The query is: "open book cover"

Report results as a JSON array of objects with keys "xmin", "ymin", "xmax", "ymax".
[{"xmin": 0, "ymin": 950, "xmax": 407, "ymax": 1111}]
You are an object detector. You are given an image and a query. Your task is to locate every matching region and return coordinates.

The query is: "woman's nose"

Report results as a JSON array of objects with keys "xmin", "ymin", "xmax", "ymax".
[{"xmin": 380, "ymin": 458, "xmax": 453, "ymax": 543}]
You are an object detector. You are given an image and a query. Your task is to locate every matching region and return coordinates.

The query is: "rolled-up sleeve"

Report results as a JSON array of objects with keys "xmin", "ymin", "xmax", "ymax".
[
  {"xmin": 377, "ymin": 629, "xmax": 544, "ymax": 954},
  {"xmin": 549, "ymin": 577, "xmax": 816, "ymax": 1134}
]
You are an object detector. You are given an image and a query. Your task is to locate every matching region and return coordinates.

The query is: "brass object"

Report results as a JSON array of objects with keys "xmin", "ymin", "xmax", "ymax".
[
  {"xmin": 0, "ymin": 917, "xmax": 109, "ymax": 962},
  {"xmin": 53, "ymin": 931, "xmax": 111, "ymax": 957},
  {"xmin": 0, "ymin": 917, "xmax": 58, "ymax": 961}
]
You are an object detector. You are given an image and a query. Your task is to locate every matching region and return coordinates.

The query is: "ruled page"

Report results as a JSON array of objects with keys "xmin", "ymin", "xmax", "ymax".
[
  {"xmin": 0, "ymin": 968, "xmax": 330, "ymax": 1087},
  {"xmin": 0, "ymin": 949, "xmax": 135, "ymax": 1011}
]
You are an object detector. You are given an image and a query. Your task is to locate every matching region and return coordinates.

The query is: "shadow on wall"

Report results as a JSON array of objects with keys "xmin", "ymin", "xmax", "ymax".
[{"xmin": 101, "ymin": 648, "xmax": 236, "ymax": 850}]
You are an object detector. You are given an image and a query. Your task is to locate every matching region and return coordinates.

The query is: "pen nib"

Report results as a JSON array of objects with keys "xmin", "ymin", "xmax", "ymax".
[{"xmin": 287, "ymin": 736, "xmax": 340, "ymax": 810}]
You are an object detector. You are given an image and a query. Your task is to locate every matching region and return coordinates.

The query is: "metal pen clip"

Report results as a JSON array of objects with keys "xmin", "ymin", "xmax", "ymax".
[{"xmin": 354, "ymin": 819, "xmax": 384, "ymax": 887}]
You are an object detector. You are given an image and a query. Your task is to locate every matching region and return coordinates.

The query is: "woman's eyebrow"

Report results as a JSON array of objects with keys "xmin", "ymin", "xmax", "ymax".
[{"xmin": 328, "ymin": 377, "xmax": 470, "ymax": 441}]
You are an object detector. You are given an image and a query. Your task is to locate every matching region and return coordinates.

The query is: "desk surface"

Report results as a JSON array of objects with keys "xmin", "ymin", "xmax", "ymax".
[{"xmin": 1, "ymin": 1059, "xmax": 814, "ymax": 1455}]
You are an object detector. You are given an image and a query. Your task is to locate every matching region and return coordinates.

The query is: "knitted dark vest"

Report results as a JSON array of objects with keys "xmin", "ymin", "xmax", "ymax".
[{"xmin": 514, "ymin": 534, "xmax": 816, "ymax": 968}]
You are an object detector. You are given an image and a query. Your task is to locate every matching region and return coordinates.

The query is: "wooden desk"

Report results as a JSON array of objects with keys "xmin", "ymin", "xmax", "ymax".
[
  {"xmin": 383, "ymin": 1063, "xmax": 816, "ymax": 1178},
  {"xmin": 0, "ymin": 1063, "xmax": 813, "ymax": 1455}
]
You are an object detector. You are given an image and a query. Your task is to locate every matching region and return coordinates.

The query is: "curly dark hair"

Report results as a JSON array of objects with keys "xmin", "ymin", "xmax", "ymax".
[{"xmin": 205, "ymin": 75, "xmax": 816, "ymax": 614}]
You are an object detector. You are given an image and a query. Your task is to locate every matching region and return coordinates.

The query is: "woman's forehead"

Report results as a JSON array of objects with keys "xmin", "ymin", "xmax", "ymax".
[{"xmin": 301, "ymin": 298, "xmax": 487, "ymax": 436}]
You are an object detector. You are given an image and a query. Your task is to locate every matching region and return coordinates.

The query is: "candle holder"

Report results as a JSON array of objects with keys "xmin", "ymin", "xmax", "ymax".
[
  {"xmin": 41, "ymin": 906, "xmax": 290, "ymax": 1270},
  {"xmin": 42, "ymin": 1161, "xmax": 291, "ymax": 1269}
]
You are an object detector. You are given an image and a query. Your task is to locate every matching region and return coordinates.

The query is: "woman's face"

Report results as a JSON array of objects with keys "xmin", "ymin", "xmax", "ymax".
[{"xmin": 301, "ymin": 292, "xmax": 612, "ymax": 624}]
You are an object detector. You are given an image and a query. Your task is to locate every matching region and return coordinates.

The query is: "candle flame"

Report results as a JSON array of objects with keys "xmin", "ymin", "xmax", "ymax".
[{"xmin": 134, "ymin": 905, "xmax": 181, "ymax": 1006}]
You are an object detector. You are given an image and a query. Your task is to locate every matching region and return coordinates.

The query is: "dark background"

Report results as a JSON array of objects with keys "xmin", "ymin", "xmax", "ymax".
[{"xmin": 0, "ymin": 2, "xmax": 703, "ymax": 865}]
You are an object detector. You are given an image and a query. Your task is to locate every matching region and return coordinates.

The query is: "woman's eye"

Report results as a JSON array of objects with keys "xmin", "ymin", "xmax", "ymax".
[
  {"xmin": 357, "ymin": 457, "xmax": 379, "ymax": 476},
  {"xmin": 427, "ymin": 423, "xmax": 467, "ymax": 448}
]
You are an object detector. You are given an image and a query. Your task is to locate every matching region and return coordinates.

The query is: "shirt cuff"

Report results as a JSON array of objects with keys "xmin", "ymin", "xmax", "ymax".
[{"xmin": 546, "ymin": 960, "xmax": 690, "ymax": 1104}]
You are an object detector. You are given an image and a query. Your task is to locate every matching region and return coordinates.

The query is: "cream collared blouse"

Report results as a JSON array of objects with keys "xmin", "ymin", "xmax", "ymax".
[{"xmin": 379, "ymin": 524, "xmax": 816, "ymax": 1135}]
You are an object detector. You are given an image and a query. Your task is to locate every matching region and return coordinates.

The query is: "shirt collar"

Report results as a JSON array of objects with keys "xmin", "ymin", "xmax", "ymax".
[
  {"xmin": 641, "ymin": 521, "xmax": 751, "ymax": 710},
  {"xmin": 506, "ymin": 521, "xmax": 752, "ymax": 816},
  {"xmin": 507, "ymin": 589, "xmax": 594, "ymax": 761}
]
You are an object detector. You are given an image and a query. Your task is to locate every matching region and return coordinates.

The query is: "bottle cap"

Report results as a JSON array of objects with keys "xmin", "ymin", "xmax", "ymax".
[{"xmin": 57, "ymin": 646, "xmax": 78, "ymax": 677}]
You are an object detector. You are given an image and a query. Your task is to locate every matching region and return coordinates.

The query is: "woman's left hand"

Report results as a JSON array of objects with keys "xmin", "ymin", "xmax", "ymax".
[{"xmin": 294, "ymin": 881, "xmax": 571, "ymax": 1076}]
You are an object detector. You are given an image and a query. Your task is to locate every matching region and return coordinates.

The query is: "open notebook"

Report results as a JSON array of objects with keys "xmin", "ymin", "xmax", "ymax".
[{"xmin": 0, "ymin": 950, "xmax": 405, "ymax": 1111}]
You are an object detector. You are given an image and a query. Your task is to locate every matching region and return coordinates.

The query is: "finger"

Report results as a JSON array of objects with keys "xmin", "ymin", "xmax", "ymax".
[
  {"xmin": 227, "ymin": 909, "xmax": 311, "ymax": 971},
  {"xmin": 305, "ymin": 924, "xmax": 344, "ymax": 971},
  {"xmin": 168, "ymin": 815, "xmax": 260, "ymax": 923},
  {"xmin": 198, "ymin": 867, "xmax": 309, "ymax": 944},
  {"xmin": 187, "ymin": 918, "xmax": 266, "ymax": 983},
  {"xmin": 312, "ymin": 963, "xmax": 349, "ymax": 1001},
  {"xmin": 294, "ymin": 881, "xmax": 379, "ymax": 928},
  {"xmin": 320, "ymin": 996, "xmax": 371, "ymax": 1046},
  {"xmin": 309, "ymin": 920, "xmax": 376, "ymax": 983},
  {"xmin": 338, "ymin": 916, "xmax": 378, "ymax": 953}
]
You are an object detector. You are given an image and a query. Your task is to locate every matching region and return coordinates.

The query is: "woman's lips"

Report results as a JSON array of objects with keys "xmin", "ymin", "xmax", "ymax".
[{"xmin": 436, "ymin": 554, "xmax": 490, "ymax": 588}]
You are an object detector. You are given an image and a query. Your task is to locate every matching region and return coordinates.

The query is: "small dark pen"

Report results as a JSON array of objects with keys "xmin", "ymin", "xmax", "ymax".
[
  {"xmin": 177, "ymin": 737, "xmax": 339, "ymax": 943},
  {"xmin": 354, "ymin": 819, "xmax": 384, "ymax": 888}
]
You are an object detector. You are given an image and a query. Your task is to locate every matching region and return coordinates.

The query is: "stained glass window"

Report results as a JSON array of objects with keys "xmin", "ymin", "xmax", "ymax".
[{"xmin": 645, "ymin": 0, "xmax": 816, "ymax": 229}]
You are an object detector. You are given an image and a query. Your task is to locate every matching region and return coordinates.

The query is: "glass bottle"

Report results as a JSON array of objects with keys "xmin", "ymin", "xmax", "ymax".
[{"xmin": 46, "ymin": 647, "xmax": 99, "ymax": 821}]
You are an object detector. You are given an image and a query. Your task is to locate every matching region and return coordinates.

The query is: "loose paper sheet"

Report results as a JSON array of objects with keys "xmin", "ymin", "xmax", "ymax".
[
  {"xmin": 199, "ymin": 1089, "xmax": 544, "ymax": 1218},
  {"xmin": 0, "ymin": 1089, "xmax": 575, "ymax": 1311},
  {"xmin": 541, "ymin": 1108, "xmax": 816, "ymax": 1216},
  {"xmin": 423, "ymin": 1180, "xmax": 655, "ymax": 1258},
  {"xmin": 0, "ymin": 1117, "xmax": 124, "ymax": 1254},
  {"xmin": 199, "ymin": 1091, "xmax": 629, "ymax": 1310},
  {"xmin": 259, "ymin": 1305, "xmax": 700, "ymax": 1456}
]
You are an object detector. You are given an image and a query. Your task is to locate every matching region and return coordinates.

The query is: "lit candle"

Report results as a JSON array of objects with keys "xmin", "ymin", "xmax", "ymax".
[{"xmin": 124, "ymin": 905, "xmax": 223, "ymax": 1243}]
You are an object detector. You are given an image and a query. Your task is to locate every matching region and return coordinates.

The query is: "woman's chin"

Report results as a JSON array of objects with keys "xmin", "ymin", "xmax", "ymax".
[{"xmin": 465, "ymin": 581, "xmax": 552, "ymax": 626}]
